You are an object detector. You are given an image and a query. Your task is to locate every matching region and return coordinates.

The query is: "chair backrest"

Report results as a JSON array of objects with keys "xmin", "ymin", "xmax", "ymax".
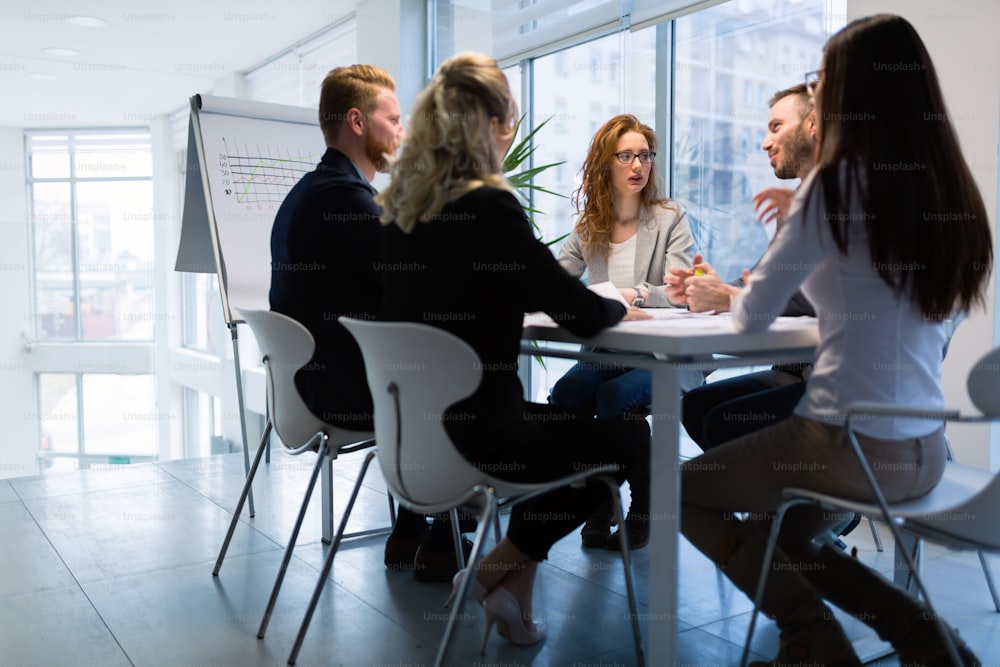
[
  {"xmin": 908, "ymin": 345, "xmax": 1000, "ymax": 549},
  {"xmin": 235, "ymin": 308, "xmax": 328, "ymax": 451},
  {"xmin": 967, "ymin": 346, "xmax": 1000, "ymax": 417},
  {"xmin": 340, "ymin": 317, "xmax": 488, "ymax": 513}
]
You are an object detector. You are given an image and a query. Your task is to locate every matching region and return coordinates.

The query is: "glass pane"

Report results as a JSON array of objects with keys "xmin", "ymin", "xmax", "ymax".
[
  {"xmin": 672, "ymin": 0, "xmax": 845, "ymax": 282},
  {"xmin": 75, "ymin": 181, "xmax": 155, "ymax": 340},
  {"xmin": 31, "ymin": 150, "xmax": 70, "ymax": 178},
  {"xmin": 183, "ymin": 388, "xmax": 219, "ymax": 458},
  {"xmin": 81, "ymin": 374, "xmax": 158, "ymax": 458},
  {"xmin": 502, "ymin": 63, "xmax": 521, "ymax": 109},
  {"xmin": 74, "ymin": 149, "xmax": 153, "ymax": 178},
  {"xmin": 37, "ymin": 374, "xmax": 79, "ymax": 463},
  {"xmin": 181, "ymin": 272, "xmax": 225, "ymax": 352},
  {"xmin": 32, "ymin": 182, "xmax": 75, "ymax": 339},
  {"xmin": 530, "ymin": 30, "xmax": 656, "ymax": 247}
]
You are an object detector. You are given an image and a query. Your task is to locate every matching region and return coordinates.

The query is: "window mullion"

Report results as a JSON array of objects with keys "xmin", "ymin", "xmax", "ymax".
[{"xmin": 69, "ymin": 141, "xmax": 83, "ymax": 340}]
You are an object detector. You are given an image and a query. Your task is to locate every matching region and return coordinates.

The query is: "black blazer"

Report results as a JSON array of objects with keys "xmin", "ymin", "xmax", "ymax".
[
  {"xmin": 269, "ymin": 148, "xmax": 379, "ymax": 428},
  {"xmin": 379, "ymin": 185, "xmax": 625, "ymax": 451}
]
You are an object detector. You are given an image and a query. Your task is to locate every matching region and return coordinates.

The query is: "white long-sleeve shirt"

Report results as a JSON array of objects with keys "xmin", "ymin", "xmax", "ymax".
[{"xmin": 732, "ymin": 168, "xmax": 947, "ymax": 439}]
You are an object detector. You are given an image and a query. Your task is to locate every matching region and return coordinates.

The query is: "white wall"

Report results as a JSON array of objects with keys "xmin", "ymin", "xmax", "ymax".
[
  {"xmin": 847, "ymin": 0, "xmax": 1000, "ymax": 468},
  {"xmin": 0, "ymin": 127, "xmax": 38, "ymax": 477}
]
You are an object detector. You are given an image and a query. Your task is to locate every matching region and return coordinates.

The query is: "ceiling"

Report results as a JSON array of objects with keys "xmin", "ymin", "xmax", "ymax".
[{"xmin": 0, "ymin": 0, "xmax": 357, "ymax": 128}]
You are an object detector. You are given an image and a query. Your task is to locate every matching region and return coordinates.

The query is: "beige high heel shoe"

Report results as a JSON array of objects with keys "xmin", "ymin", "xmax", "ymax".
[
  {"xmin": 480, "ymin": 586, "xmax": 545, "ymax": 654},
  {"xmin": 443, "ymin": 566, "xmax": 486, "ymax": 608}
]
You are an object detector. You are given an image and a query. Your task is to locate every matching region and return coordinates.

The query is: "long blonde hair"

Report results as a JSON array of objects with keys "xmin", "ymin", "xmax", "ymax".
[{"xmin": 378, "ymin": 52, "xmax": 517, "ymax": 232}]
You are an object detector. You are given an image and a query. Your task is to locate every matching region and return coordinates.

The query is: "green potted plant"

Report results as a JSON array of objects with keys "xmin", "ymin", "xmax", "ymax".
[{"xmin": 503, "ymin": 116, "xmax": 568, "ymax": 247}]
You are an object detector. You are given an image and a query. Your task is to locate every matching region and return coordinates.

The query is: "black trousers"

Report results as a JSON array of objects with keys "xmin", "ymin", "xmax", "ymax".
[
  {"xmin": 451, "ymin": 402, "xmax": 650, "ymax": 562},
  {"xmin": 681, "ymin": 369, "xmax": 805, "ymax": 451}
]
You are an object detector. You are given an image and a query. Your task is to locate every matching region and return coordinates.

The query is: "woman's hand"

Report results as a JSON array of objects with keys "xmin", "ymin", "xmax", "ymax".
[{"xmin": 622, "ymin": 306, "xmax": 652, "ymax": 321}]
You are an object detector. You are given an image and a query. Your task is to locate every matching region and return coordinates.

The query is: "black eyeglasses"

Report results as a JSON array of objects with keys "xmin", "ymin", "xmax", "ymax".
[
  {"xmin": 805, "ymin": 70, "xmax": 822, "ymax": 94},
  {"xmin": 614, "ymin": 151, "xmax": 656, "ymax": 165}
]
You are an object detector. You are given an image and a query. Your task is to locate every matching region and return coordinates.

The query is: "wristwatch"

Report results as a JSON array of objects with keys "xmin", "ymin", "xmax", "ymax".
[{"xmin": 631, "ymin": 287, "xmax": 645, "ymax": 307}]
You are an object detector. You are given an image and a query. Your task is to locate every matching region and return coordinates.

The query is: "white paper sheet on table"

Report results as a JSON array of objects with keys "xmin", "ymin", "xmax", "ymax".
[
  {"xmin": 524, "ymin": 306, "xmax": 813, "ymax": 332},
  {"xmin": 587, "ymin": 280, "xmax": 629, "ymax": 305}
]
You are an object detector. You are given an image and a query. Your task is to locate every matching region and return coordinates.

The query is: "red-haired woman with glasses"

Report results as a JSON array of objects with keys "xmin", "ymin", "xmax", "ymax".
[{"xmin": 551, "ymin": 114, "xmax": 696, "ymax": 550}]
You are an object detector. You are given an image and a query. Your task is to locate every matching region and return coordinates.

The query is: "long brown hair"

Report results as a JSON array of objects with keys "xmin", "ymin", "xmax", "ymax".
[
  {"xmin": 808, "ymin": 14, "xmax": 992, "ymax": 318},
  {"xmin": 572, "ymin": 114, "xmax": 674, "ymax": 258}
]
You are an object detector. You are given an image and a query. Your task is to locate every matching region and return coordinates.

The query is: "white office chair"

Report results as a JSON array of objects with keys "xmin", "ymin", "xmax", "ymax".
[
  {"xmin": 741, "ymin": 345, "xmax": 1000, "ymax": 666},
  {"xmin": 839, "ymin": 316, "xmax": 998, "ymax": 611},
  {"xmin": 211, "ymin": 309, "xmax": 393, "ymax": 640},
  {"xmin": 282, "ymin": 317, "xmax": 646, "ymax": 667}
]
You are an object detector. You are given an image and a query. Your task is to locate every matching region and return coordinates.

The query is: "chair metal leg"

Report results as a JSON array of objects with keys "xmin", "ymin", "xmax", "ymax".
[
  {"xmin": 386, "ymin": 491, "xmax": 397, "ymax": 528},
  {"xmin": 321, "ymin": 456, "xmax": 334, "ymax": 544},
  {"xmin": 287, "ymin": 451, "xmax": 378, "ymax": 665},
  {"xmin": 868, "ymin": 514, "xmax": 884, "ymax": 552},
  {"xmin": 978, "ymin": 551, "xmax": 1000, "ymax": 612},
  {"xmin": 842, "ymin": 427, "xmax": 964, "ymax": 667},
  {"xmin": 213, "ymin": 420, "xmax": 272, "ymax": 576},
  {"xmin": 598, "ymin": 475, "xmax": 645, "ymax": 667},
  {"xmin": 434, "ymin": 489, "xmax": 496, "ymax": 667},
  {"xmin": 740, "ymin": 497, "xmax": 802, "ymax": 667},
  {"xmin": 449, "ymin": 507, "xmax": 466, "ymax": 570},
  {"xmin": 257, "ymin": 433, "xmax": 327, "ymax": 639}
]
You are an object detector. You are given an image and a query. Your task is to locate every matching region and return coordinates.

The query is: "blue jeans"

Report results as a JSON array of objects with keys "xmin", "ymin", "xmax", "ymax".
[
  {"xmin": 551, "ymin": 362, "xmax": 652, "ymax": 419},
  {"xmin": 552, "ymin": 356, "xmax": 706, "ymax": 419}
]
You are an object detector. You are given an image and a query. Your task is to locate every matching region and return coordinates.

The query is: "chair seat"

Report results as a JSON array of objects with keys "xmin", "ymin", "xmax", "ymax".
[{"xmin": 783, "ymin": 461, "xmax": 998, "ymax": 550}]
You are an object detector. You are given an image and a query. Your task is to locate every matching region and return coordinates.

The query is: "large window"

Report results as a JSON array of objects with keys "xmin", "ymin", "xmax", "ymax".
[
  {"xmin": 672, "ymin": 0, "xmax": 844, "ymax": 281},
  {"xmin": 530, "ymin": 29, "xmax": 657, "ymax": 245},
  {"xmin": 28, "ymin": 131, "xmax": 155, "ymax": 340},
  {"xmin": 434, "ymin": 0, "xmax": 845, "ymax": 281},
  {"xmin": 37, "ymin": 373, "xmax": 158, "ymax": 472},
  {"xmin": 26, "ymin": 130, "xmax": 160, "ymax": 473}
]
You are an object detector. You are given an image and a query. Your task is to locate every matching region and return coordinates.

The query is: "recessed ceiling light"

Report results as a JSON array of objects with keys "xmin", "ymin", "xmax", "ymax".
[
  {"xmin": 43, "ymin": 48, "xmax": 81, "ymax": 57},
  {"xmin": 27, "ymin": 73, "xmax": 57, "ymax": 81},
  {"xmin": 64, "ymin": 15, "xmax": 107, "ymax": 28}
]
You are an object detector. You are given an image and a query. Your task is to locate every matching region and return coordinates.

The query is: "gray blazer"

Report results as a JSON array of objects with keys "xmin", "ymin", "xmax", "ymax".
[{"xmin": 557, "ymin": 202, "xmax": 694, "ymax": 307}]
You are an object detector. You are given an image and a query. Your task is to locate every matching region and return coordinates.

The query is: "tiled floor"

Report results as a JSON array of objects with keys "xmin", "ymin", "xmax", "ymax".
[{"xmin": 2, "ymin": 449, "xmax": 999, "ymax": 667}]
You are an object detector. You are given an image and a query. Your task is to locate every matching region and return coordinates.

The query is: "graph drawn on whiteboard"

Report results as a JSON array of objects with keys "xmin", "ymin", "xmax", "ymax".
[{"xmin": 219, "ymin": 138, "xmax": 318, "ymax": 206}]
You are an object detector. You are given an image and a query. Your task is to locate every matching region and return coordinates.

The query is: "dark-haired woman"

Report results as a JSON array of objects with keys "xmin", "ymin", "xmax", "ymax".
[{"xmin": 681, "ymin": 14, "xmax": 990, "ymax": 666}]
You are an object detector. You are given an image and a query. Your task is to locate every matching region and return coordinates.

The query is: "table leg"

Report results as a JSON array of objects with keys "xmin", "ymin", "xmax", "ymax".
[{"xmin": 647, "ymin": 364, "xmax": 682, "ymax": 663}]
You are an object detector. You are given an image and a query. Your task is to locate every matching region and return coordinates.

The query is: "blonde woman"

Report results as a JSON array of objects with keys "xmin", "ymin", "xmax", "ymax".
[{"xmin": 377, "ymin": 53, "xmax": 650, "ymax": 651}]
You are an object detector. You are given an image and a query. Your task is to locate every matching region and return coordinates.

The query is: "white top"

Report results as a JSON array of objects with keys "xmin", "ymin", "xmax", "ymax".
[
  {"xmin": 607, "ymin": 233, "xmax": 638, "ymax": 288},
  {"xmin": 731, "ymin": 167, "xmax": 947, "ymax": 439}
]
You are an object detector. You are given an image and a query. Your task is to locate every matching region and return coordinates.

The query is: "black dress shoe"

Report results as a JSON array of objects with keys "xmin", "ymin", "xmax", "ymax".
[
  {"xmin": 413, "ymin": 537, "xmax": 474, "ymax": 583},
  {"xmin": 606, "ymin": 514, "xmax": 649, "ymax": 551},
  {"xmin": 580, "ymin": 501, "xmax": 615, "ymax": 549},
  {"xmin": 581, "ymin": 513, "xmax": 614, "ymax": 549},
  {"xmin": 384, "ymin": 525, "xmax": 430, "ymax": 571}
]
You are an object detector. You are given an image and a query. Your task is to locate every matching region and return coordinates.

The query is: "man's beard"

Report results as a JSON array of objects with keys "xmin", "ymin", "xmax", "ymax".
[
  {"xmin": 774, "ymin": 125, "xmax": 813, "ymax": 180},
  {"xmin": 365, "ymin": 131, "xmax": 396, "ymax": 173}
]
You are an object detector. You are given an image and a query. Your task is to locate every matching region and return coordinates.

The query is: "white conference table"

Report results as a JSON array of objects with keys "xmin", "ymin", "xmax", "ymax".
[{"xmin": 521, "ymin": 308, "xmax": 819, "ymax": 664}]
